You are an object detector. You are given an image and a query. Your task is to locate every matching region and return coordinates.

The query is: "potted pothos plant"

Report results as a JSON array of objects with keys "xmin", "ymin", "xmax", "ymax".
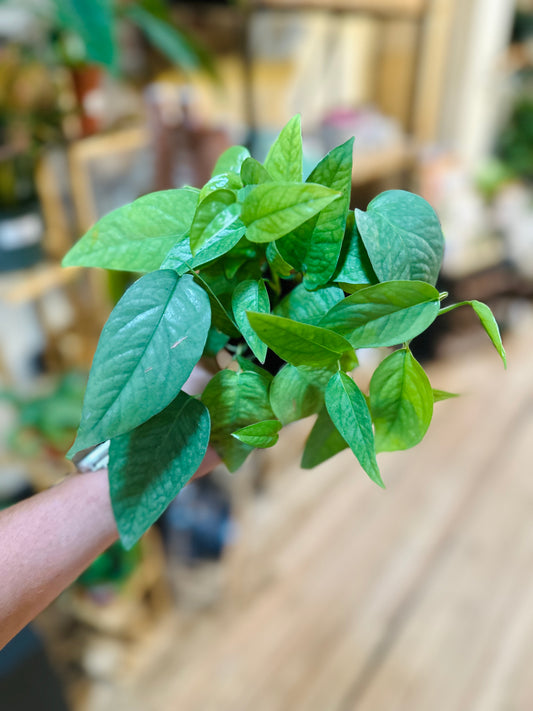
[{"xmin": 62, "ymin": 115, "xmax": 506, "ymax": 550}]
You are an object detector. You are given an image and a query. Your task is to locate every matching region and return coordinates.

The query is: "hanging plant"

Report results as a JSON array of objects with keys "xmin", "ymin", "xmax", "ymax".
[{"xmin": 63, "ymin": 115, "xmax": 506, "ymax": 549}]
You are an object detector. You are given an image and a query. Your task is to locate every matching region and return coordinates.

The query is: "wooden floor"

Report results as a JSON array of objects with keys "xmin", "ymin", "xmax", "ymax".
[{"xmin": 86, "ymin": 314, "xmax": 533, "ymax": 711}]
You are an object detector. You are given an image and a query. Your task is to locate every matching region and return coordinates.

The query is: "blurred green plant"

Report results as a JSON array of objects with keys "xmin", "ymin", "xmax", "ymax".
[{"xmin": 1, "ymin": 372, "xmax": 86, "ymax": 457}]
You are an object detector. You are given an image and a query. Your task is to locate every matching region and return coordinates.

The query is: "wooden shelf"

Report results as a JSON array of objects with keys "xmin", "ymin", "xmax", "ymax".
[
  {"xmin": 351, "ymin": 140, "xmax": 416, "ymax": 185},
  {"xmin": 252, "ymin": 0, "xmax": 425, "ymax": 18}
]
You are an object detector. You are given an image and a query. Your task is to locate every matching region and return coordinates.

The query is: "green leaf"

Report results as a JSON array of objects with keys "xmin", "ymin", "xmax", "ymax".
[
  {"xmin": 301, "ymin": 406, "xmax": 348, "ymax": 469},
  {"xmin": 241, "ymin": 157, "xmax": 272, "ymax": 186},
  {"xmin": 241, "ymin": 183, "xmax": 341, "ymax": 243},
  {"xmin": 199, "ymin": 172, "xmax": 243, "ymax": 202},
  {"xmin": 160, "ymin": 221, "xmax": 246, "ymax": 275},
  {"xmin": 264, "ymin": 114, "xmax": 303, "ymax": 182},
  {"xmin": 433, "ymin": 389, "xmax": 459, "ymax": 403},
  {"xmin": 471, "ymin": 301, "xmax": 507, "ymax": 367},
  {"xmin": 247, "ymin": 312, "xmax": 354, "ymax": 368},
  {"xmin": 201, "ymin": 370, "xmax": 274, "ymax": 471},
  {"xmin": 203, "ymin": 327, "xmax": 229, "ymax": 357},
  {"xmin": 62, "ymin": 188, "xmax": 199, "ymax": 272},
  {"xmin": 369, "ymin": 349, "xmax": 434, "ymax": 453},
  {"xmin": 319, "ymin": 280, "xmax": 440, "ymax": 348},
  {"xmin": 302, "ymin": 138, "xmax": 354, "ymax": 288},
  {"xmin": 438, "ymin": 299, "xmax": 506, "ymax": 367},
  {"xmin": 109, "ymin": 392, "xmax": 210, "ymax": 549},
  {"xmin": 325, "ymin": 372, "xmax": 383, "ymax": 487},
  {"xmin": 125, "ymin": 4, "xmax": 213, "ymax": 75},
  {"xmin": 55, "ymin": 0, "xmax": 116, "ymax": 68},
  {"xmin": 68, "ymin": 271, "xmax": 210, "ymax": 455},
  {"xmin": 236, "ymin": 356, "xmax": 274, "ymax": 382},
  {"xmin": 232, "ymin": 279, "xmax": 270, "ymax": 362},
  {"xmin": 334, "ymin": 212, "xmax": 378, "ymax": 286},
  {"xmin": 266, "ymin": 241, "xmax": 294, "ymax": 277},
  {"xmin": 355, "ymin": 190, "xmax": 445, "ymax": 286},
  {"xmin": 274, "ymin": 283, "xmax": 344, "ymax": 326},
  {"xmin": 270, "ymin": 363, "xmax": 331, "ymax": 425},
  {"xmin": 232, "ymin": 420, "xmax": 282, "ymax": 448},
  {"xmin": 212, "ymin": 145, "xmax": 251, "ymax": 177},
  {"xmin": 190, "ymin": 189, "xmax": 241, "ymax": 254}
]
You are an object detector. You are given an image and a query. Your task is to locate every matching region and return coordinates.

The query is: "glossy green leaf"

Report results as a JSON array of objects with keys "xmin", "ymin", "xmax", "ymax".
[
  {"xmin": 439, "ymin": 299, "xmax": 506, "ymax": 367},
  {"xmin": 201, "ymin": 370, "xmax": 274, "ymax": 471},
  {"xmin": 302, "ymin": 138, "xmax": 354, "ymax": 287},
  {"xmin": 190, "ymin": 189, "xmax": 241, "ymax": 254},
  {"xmin": 274, "ymin": 283, "xmax": 344, "ymax": 325},
  {"xmin": 232, "ymin": 279, "xmax": 270, "ymax": 362},
  {"xmin": 160, "ymin": 221, "xmax": 246, "ymax": 275},
  {"xmin": 355, "ymin": 190, "xmax": 445, "ymax": 286},
  {"xmin": 270, "ymin": 363, "xmax": 331, "ymax": 425},
  {"xmin": 266, "ymin": 241, "xmax": 294, "ymax": 276},
  {"xmin": 247, "ymin": 312, "xmax": 354, "ymax": 368},
  {"xmin": 232, "ymin": 420, "xmax": 282, "ymax": 448},
  {"xmin": 203, "ymin": 327, "xmax": 229, "ymax": 357},
  {"xmin": 264, "ymin": 114, "xmax": 302, "ymax": 182},
  {"xmin": 109, "ymin": 392, "xmax": 210, "ymax": 549},
  {"xmin": 62, "ymin": 188, "xmax": 199, "ymax": 272},
  {"xmin": 301, "ymin": 406, "xmax": 348, "ymax": 469},
  {"xmin": 319, "ymin": 280, "xmax": 440, "ymax": 348},
  {"xmin": 471, "ymin": 301, "xmax": 506, "ymax": 367},
  {"xmin": 241, "ymin": 157, "xmax": 272, "ymax": 186},
  {"xmin": 334, "ymin": 212, "xmax": 377, "ymax": 286},
  {"xmin": 199, "ymin": 172, "xmax": 242, "ymax": 202},
  {"xmin": 68, "ymin": 271, "xmax": 210, "ymax": 456},
  {"xmin": 241, "ymin": 183, "xmax": 341, "ymax": 243},
  {"xmin": 212, "ymin": 145, "xmax": 251, "ymax": 177},
  {"xmin": 369, "ymin": 349, "xmax": 434, "ymax": 453},
  {"xmin": 325, "ymin": 372, "xmax": 383, "ymax": 487},
  {"xmin": 433, "ymin": 389, "xmax": 459, "ymax": 403}
]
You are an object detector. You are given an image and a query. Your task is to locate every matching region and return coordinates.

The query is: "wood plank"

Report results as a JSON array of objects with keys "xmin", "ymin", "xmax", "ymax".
[{"xmin": 253, "ymin": 0, "xmax": 426, "ymax": 18}]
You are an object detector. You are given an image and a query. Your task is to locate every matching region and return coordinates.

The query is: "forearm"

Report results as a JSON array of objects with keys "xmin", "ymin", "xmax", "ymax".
[{"xmin": 0, "ymin": 469, "xmax": 118, "ymax": 649}]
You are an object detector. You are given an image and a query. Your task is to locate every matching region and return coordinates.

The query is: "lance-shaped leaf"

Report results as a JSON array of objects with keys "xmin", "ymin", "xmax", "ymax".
[
  {"xmin": 68, "ymin": 271, "xmax": 210, "ymax": 456},
  {"xmin": 334, "ymin": 212, "xmax": 378, "ymax": 286},
  {"xmin": 241, "ymin": 157, "xmax": 272, "ymax": 186},
  {"xmin": 199, "ymin": 172, "xmax": 243, "ymax": 202},
  {"xmin": 212, "ymin": 145, "xmax": 251, "ymax": 177},
  {"xmin": 325, "ymin": 372, "xmax": 383, "ymax": 487},
  {"xmin": 109, "ymin": 392, "xmax": 210, "ymax": 549},
  {"xmin": 439, "ymin": 299, "xmax": 506, "ymax": 367},
  {"xmin": 190, "ymin": 189, "xmax": 241, "ymax": 254},
  {"xmin": 241, "ymin": 183, "xmax": 341, "ymax": 243},
  {"xmin": 232, "ymin": 279, "xmax": 270, "ymax": 362},
  {"xmin": 274, "ymin": 283, "xmax": 344, "ymax": 326},
  {"xmin": 232, "ymin": 420, "xmax": 282, "ymax": 448},
  {"xmin": 355, "ymin": 190, "xmax": 444, "ymax": 286},
  {"xmin": 302, "ymin": 138, "xmax": 354, "ymax": 287},
  {"xmin": 264, "ymin": 114, "xmax": 303, "ymax": 182},
  {"xmin": 201, "ymin": 370, "xmax": 274, "ymax": 471},
  {"xmin": 62, "ymin": 188, "xmax": 199, "ymax": 272},
  {"xmin": 319, "ymin": 280, "xmax": 440, "ymax": 348},
  {"xmin": 433, "ymin": 389, "xmax": 459, "ymax": 403},
  {"xmin": 301, "ymin": 406, "xmax": 348, "ymax": 469},
  {"xmin": 247, "ymin": 312, "xmax": 354, "ymax": 368},
  {"xmin": 161, "ymin": 221, "xmax": 246, "ymax": 275},
  {"xmin": 369, "ymin": 348, "xmax": 434, "ymax": 453},
  {"xmin": 270, "ymin": 364, "xmax": 331, "ymax": 425}
]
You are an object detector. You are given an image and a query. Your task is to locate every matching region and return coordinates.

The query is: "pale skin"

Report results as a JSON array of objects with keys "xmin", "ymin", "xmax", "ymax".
[{"xmin": 0, "ymin": 365, "xmax": 220, "ymax": 650}]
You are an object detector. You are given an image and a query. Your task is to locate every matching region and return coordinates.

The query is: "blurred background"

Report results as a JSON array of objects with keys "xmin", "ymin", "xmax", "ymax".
[{"xmin": 1, "ymin": 0, "xmax": 533, "ymax": 709}]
